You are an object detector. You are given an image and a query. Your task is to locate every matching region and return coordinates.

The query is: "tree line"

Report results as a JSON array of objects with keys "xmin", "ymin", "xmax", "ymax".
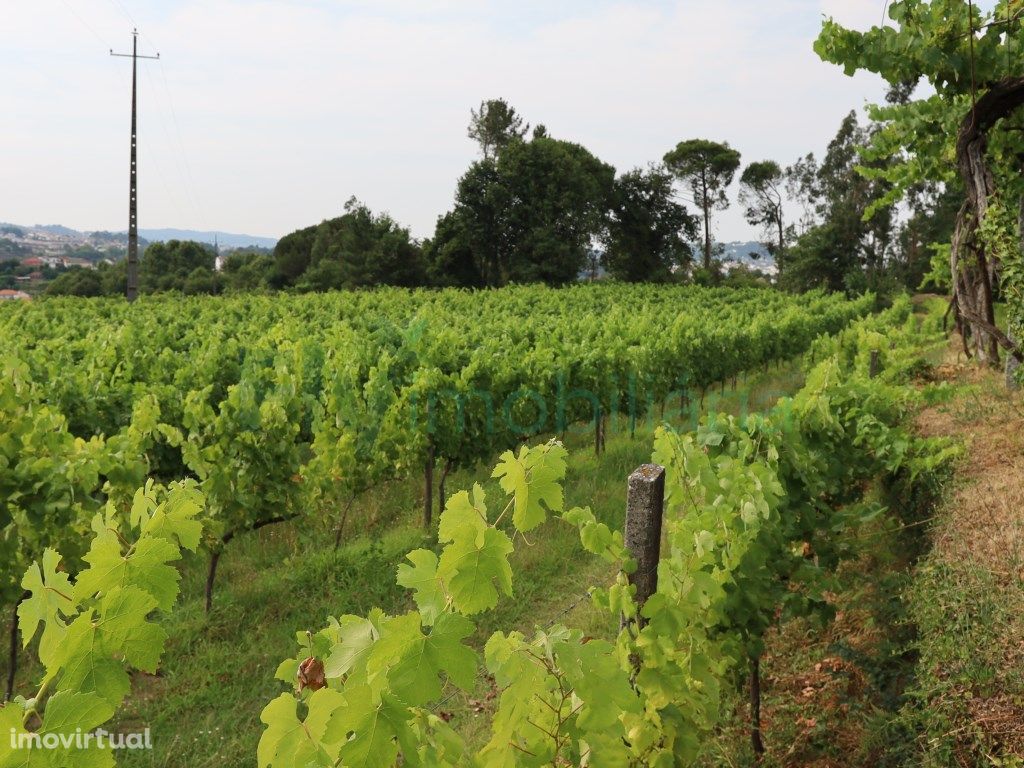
[{"xmin": 48, "ymin": 97, "xmax": 958, "ymax": 298}]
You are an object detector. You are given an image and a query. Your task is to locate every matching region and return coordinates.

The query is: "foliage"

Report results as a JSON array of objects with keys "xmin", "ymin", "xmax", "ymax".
[
  {"xmin": 274, "ymin": 200, "xmax": 427, "ymax": 292},
  {"xmin": 272, "ymin": 225, "xmax": 318, "ymax": 288},
  {"xmin": 140, "ymin": 240, "xmax": 218, "ymax": 295},
  {"xmin": 423, "ymin": 211, "xmax": 484, "ymax": 288},
  {"xmin": 663, "ymin": 139, "xmax": 742, "ymax": 270},
  {"xmin": 252, "ymin": 300, "xmax": 952, "ymax": 767},
  {"xmin": 814, "ymin": 0, "xmax": 1024, "ymax": 359},
  {"xmin": 221, "ymin": 250, "xmax": 275, "ymax": 292},
  {"xmin": 739, "ymin": 160, "xmax": 786, "ymax": 267},
  {"xmin": 44, "ymin": 268, "xmax": 104, "ymax": 297},
  {"xmin": 430, "ymin": 136, "xmax": 616, "ymax": 286},
  {"xmin": 0, "ymin": 287, "xmax": 951, "ymax": 768},
  {"xmin": 0, "ymin": 359, "xmax": 171, "ymax": 622},
  {"xmin": 603, "ymin": 166, "xmax": 698, "ymax": 282},
  {"xmin": 0, "ymin": 285, "xmax": 872, "ymax": 616},
  {"xmin": 467, "ymin": 98, "xmax": 529, "ymax": 160},
  {"xmin": 43, "ymin": 241, "xmax": 223, "ymax": 298},
  {"xmin": 0, "ymin": 481, "xmax": 205, "ymax": 767},
  {"xmin": 781, "ymin": 112, "xmax": 896, "ymax": 293}
]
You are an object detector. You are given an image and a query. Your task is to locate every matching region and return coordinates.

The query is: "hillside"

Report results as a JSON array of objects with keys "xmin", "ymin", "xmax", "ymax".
[{"xmin": 0, "ymin": 221, "xmax": 278, "ymax": 257}]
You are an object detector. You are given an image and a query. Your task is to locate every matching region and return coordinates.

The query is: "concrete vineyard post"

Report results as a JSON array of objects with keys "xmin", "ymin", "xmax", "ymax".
[{"xmin": 621, "ymin": 463, "xmax": 665, "ymax": 632}]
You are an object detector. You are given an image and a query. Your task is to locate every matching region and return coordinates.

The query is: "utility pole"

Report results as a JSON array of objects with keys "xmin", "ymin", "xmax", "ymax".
[{"xmin": 111, "ymin": 30, "xmax": 159, "ymax": 301}]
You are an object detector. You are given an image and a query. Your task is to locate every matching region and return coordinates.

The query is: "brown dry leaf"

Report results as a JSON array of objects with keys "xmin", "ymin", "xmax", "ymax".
[{"xmin": 297, "ymin": 657, "xmax": 326, "ymax": 693}]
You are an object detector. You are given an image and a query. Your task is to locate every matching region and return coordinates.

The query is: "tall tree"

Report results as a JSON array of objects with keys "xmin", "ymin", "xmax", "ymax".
[
  {"xmin": 432, "ymin": 136, "xmax": 614, "ymax": 286},
  {"xmin": 738, "ymin": 160, "xmax": 786, "ymax": 269},
  {"xmin": 781, "ymin": 112, "xmax": 896, "ymax": 292},
  {"xmin": 493, "ymin": 137, "xmax": 614, "ymax": 284},
  {"xmin": 468, "ymin": 99, "xmax": 528, "ymax": 160},
  {"xmin": 895, "ymin": 179, "xmax": 963, "ymax": 291},
  {"xmin": 44, "ymin": 268, "xmax": 104, "ymax": 297},
  {"xmin": 784, "ymin": 153, "xmax": 820, "ymax": 237},
  {"xmin": 603, "ymin": 166, "xmax": 697, "ymax": 282},
  {"xmin": 663, "ymin": 139, "xmax": 742, "ymax": 271},
  {"xmin": 422, "ymin": 160, "xmax": 503, "ymax": 287}
]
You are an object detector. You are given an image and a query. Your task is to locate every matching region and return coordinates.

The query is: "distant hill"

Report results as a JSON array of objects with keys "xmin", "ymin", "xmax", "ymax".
[
  {"xmin": 139, "ymin": 228, "xmax": 278, "ymax": 249},
  {"xmin": 32, "ymin": 224, "xmax": 80, "ymax": 237},
  {"xmin": 0, "ymin": 221, "xmax": 278, "ymax": 252}
]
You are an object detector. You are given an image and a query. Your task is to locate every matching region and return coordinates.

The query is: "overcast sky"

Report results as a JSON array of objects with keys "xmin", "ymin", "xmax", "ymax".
[{"xmin": 1, "ymin": 0, "xmax": 895, "ymax": 242}]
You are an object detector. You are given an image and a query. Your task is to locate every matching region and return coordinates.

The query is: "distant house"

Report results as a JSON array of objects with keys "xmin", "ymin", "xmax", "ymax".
[
  {"xmin": 0, "ymin": 289, "xmax": 31, "ymax": 301},
  {"xmin": 22, "ymin": 257, "xmax": 43, "ymax": 267}
]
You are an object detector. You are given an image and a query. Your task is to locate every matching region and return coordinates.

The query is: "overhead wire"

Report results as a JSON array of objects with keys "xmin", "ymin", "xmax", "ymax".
[
  {"xmin": 156, "ymin": 59, "xmax": 210, "ymax": 231},
  {"xmin": 68, "ymin": 0, "xmax": 211, "ymax": 233},
  {"xmin": 57, "ymin": 0, "xmax": 112, "ymax": 49},
  {"xmin": 139, "ymin": 62, "xmax": 189, "ymax": 227},
  {"xmin": 106, "ymin": 0, "xmax": 136, "ymax": 27},
  {"xmin": 134, "ymin": 21, "xmax": 211, "ymax": 232}
]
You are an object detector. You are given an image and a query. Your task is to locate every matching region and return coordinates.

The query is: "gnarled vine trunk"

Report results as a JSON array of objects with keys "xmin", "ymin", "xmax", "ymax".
[{"xmin": 951, "ymin": 76, "xmax": 1024, "ymax": 365}]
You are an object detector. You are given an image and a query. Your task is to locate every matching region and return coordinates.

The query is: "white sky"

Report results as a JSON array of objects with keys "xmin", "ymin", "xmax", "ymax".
[{"xmin": 1, "ymin": 0, "xmax": 894, "ymax": 242}]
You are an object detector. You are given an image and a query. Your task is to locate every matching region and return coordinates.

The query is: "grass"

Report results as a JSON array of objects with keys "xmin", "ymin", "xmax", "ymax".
[
  {"xmin": 0, "ymin": 357, "xmax": 807, "ymax": 768},
  {"xmin": 896, "ymin": 350, "xmax": 1024, "ymax": 765}
]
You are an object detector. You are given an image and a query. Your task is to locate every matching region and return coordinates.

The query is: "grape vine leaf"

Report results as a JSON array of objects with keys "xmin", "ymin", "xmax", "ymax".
[
  {"xmin": 437, "ymin": 486, "xmax": 487, "ymax": 544},
  {"xmin": 369, "ymin": 612, "xmax": 477, "ymax": 706},
  {"xmin": 74, "ymin": 528, "xmax": 182, "ymax": 612},
  {"xmin": 32, "ymin": 692, "xmax": 119, "ymax": 768},
  {"xmin": 492, "ymin": 443, "xmax": 567, "ymax": 532},
  {"xmin": 555, "ymin": 638, "xmax": 639, "ymax": 730},
  {"xmin": 53, "ymin": 612, "xmax": 131, "ymax": 708},
  {"xmin": 40, "ymin": 691, "xmax": 115, "ymax": 734},
  {"xmin": 257, "ymin": 688, "xmax": 344, "ymax": 768},
  {"xmin": 436, "ymin": 527, "xmax": 514, "ymax": 615},
  {"xmin": 142, "ymin": 485, "xmax": 204, "ymax": 552},
  {"xmin": 96, "ymin": 586, "xmax": 169, "ymax": 673},
  {"xmin": 324, "ymin": 612, "xmax": 381, "ymax": 680},
  {"xmin": 323, "ymin": 685, "xmax": 415, "ymax": 768},
  {"xmin": 396, "ymin": 550, "xmax": 445, "ymax": 626},
  {"xmin": 18, "ymin": 549, "xmax": 76, "ymax": 666}
]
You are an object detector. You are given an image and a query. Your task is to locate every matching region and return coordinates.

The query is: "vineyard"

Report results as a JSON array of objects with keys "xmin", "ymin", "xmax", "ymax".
[
  {"xmin": 5, "ymin": 0, "xmax": 1024, "ymax": 761},
  {"xmin": 0, "ymin": 286, "xmax": 970, "ymax": 766}
]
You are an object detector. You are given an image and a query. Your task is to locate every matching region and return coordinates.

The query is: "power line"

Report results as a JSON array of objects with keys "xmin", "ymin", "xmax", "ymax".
[
  {"xmin": 156, "ymin": 60, "xmax": 210, "ymax": 230},
  {"xmin": 139, "ymin": 64, "xmax": 189, "ymax": 229},
  {"xmin": 57, "ymin": 0, "xmax": 112, "ymax": 49},
  {"xmin": 130, "ymin": 24, "xmax": 211, "ymax": 232},
  {"xmin": 107, "ymin": 0, "xmax": 137, "ymax": 27}
]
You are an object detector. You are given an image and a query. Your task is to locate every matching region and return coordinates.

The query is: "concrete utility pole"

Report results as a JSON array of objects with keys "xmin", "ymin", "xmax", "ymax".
[{"xmin": 111, "ymin": 30, "xmax": 159, "ymax": 301}]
